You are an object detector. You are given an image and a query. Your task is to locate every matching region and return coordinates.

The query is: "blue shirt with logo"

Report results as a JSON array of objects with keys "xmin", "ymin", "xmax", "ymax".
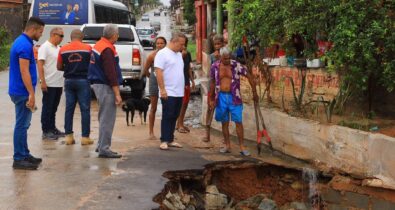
[{"xmin": 8, "ymin": 33, "xmax": 37, "ymax": 96}]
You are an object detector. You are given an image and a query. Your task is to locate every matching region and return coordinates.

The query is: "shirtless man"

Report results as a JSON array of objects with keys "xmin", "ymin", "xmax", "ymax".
[{"xmin": 209, "ymin": 47, "xmax": 258, "ymax": 156}]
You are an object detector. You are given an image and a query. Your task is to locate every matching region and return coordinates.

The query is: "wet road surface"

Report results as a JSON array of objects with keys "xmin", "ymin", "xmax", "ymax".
[{"xmin": 0, "ymin": 10, "xmax": 311, "ymax": 210}]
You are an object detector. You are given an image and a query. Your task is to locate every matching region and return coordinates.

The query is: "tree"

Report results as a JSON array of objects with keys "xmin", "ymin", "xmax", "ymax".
[
  {"xmin": 183, "ymin": 0, "xmax": 196, "ymax": 25},
  {"xmin": 226, "ymin": 0, "xmax": 395, "ymax": 112}
]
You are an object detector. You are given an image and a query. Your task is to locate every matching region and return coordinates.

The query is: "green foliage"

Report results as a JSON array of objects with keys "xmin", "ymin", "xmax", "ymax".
[
  {"xmin": 226, "ymin": 0, "xmax": 395, "ymax": 98},
  {"xmin": 0, "ymin": 27, "xmax": 11, "ymax": 71},
  {"xmin": 183, "ymin": 0, "xmax": 196, "ymax": 25},
  {"xmin": 187, "ymin": 41, "xmax": 196, "ymax": 61}
]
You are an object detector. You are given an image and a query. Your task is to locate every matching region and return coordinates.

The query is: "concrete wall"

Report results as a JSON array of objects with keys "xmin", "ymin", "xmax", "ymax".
[{"xmin": 201, "ymin": 97, "xmax": 395, "ymax": 189}]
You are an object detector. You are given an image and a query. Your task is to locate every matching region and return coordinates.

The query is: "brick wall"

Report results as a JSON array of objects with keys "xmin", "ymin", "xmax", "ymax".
[{"xmin": 240, "ymin": 66, "xmax": 339, "ymax": 107}]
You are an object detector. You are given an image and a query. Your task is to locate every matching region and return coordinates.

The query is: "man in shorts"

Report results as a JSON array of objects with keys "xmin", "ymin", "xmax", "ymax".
[{"xmin": 209, "ymin": 47, "xmax": 258, "ymax": 156}]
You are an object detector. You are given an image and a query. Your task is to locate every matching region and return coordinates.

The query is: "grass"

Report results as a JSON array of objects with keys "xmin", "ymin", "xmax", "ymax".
[{"xmin": 187, "ymin": 42, "xmax": 196, "ymax": 61}]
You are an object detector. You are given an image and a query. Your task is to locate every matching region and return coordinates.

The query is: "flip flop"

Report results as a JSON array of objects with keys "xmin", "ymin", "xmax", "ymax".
[
  {"xmin": 160, "ymin": 142, "xmax": 168, "ymax": 150},
  {"xmin": 182, "ymin": 126, "xmax": 190, "ymax": 132},
  {"xmin": 240, "ymin": 150, "xmax": 251, "ymax": 156},
  {"xmin": 168, "ymin": 142, "xmax": 183, "ymax": 148},
  {"xmin": 177, "ymin": 127, "xmax": 189, "ymax": 133},
  {"xmin": 219, "ymin": 147, "xmax": 231, "ymax": 153}
]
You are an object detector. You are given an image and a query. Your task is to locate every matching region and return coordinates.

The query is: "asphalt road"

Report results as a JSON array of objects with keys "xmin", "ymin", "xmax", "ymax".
[
  {"xmin": 0, "ymin": 10, "xmax": 308, "ymax": 210},
  {"xmin": 0, "ymin": 10, "xmax": 212, "ymax": 210}
]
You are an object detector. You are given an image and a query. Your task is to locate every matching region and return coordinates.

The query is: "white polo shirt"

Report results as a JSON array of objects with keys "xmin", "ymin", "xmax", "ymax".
[
  {"xmin": 38, "ymin": 41, "xmax": 64, "ymax": 87},
  {"xmin": 154, "ymin": 47, "xmax": 185, "ymax": 97}
]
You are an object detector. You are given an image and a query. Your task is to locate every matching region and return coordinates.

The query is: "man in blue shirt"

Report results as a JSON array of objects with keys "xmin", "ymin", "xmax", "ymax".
[{"xmin": 8, "ymin": 17, "xmax": 45, "ymax": 170}]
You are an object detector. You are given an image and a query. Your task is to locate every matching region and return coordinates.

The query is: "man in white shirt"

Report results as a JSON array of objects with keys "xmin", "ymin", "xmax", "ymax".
[
  {"xmin": 155, "ymin": 32, "xmax": 186, "ymax": 150},
  {"xmin": 37, "ymin": 27, "xmax": 65, "ymax": 140}
]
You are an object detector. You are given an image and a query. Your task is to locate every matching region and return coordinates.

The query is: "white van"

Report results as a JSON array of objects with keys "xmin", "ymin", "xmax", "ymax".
[{"xmin": 29, "ymin": 0, "xmax": 136, "ymax": 45}]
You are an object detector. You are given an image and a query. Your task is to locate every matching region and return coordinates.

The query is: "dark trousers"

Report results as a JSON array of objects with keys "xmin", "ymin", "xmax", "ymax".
[
  {"xmin": 41, "ymin": 87, "xmax": 63, "ymax": 132},
  {"xmin": 160, "ymin": 97, "xmax": 183, "ymax": 143}
]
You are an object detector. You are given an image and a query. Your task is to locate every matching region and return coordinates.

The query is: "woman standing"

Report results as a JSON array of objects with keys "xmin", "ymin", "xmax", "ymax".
[{"xmin": 143, "ymin": 37, "xmax": 167, "ymax": 140}]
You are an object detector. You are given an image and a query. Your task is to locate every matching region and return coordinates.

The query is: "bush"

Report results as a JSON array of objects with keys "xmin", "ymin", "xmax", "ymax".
[
  {"xmin": 0, "ymin": 27, "xmax": 11, "ymax": 70},
  {"xmin": 227, "ymin": 0, "xmax": 395, "ymax": 112},
  {"xmin": 183, "ymin": 0, "xmax": 196, "ymax": 25}
]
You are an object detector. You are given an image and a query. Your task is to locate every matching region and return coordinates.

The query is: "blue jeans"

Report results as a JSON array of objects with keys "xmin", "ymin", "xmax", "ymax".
[
  {"xmin": 64, "ymin": 79, "xmax": 91, "ymax": 137},
  {"xmin": 41, "ymin": 87, "xmax": 62, "ymax": 132},
  {"xmin": 10, "ymin": 95, "xmax": 32, "ymax": 161},
  {"xmin": 160, "ymin": 97, "xmax": 183, "ymax": 143}
]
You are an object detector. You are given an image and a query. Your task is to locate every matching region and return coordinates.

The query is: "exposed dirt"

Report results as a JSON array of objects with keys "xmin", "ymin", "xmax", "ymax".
[
  {"xmin": 154, "ymin": 160, "xmax": 329, "ymax": 209},
  {"xmin": 211, "ymin": 165, "xmax": 308, "ymax": 205}
]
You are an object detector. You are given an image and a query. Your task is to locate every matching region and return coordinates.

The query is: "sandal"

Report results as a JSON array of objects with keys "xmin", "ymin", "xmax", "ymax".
[
  {"xmin": 160, "ymin": 142, "xmax": 168, "ymax": 150},
  {"xmin": 168, "ymin": 142, "xmax": 183, "ymax": 148},
  {"xmin": 240, "ymin": 150, "xmax": 251, "ymax": 156},
  {"xmin": 219, "ymin": 147, "xmax": 231, "ymax": 153},
  {"xmin": 177, "ymin": 127, "xmax": 189, "ymax": 133},
  {"xmin": 182, "ymin": 126, "xmax": 190, "ymax": 132}
]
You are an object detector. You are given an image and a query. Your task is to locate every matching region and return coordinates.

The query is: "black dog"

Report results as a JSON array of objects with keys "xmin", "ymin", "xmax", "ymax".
[{"xmin": 122, "ymin": 98, "xmax": 151, "ymax": 126}]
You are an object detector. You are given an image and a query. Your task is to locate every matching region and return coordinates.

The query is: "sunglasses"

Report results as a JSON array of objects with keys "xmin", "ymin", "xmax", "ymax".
[{"xmin": 54, "ymin": 33, "xmax": 64, "ymax": 38}]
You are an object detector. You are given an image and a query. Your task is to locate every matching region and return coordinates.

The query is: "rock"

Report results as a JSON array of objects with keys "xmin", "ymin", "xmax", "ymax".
[
  {"xmin": 282, "ymin": 174, "xmax": 295, "ymax": 183},
  {"xmin": 291, "ymin": 181, "xmax": 303, "ymax": 191},
  {"xmin": 205, "ymin": 193, "xmax": 227, "ymax": 210},
  {"xmin": 206, "ymin": 185, "xmax": 220, "ymax": 194},
  {"xmin": 185, "ymin": 205, "xmax": 196, "ymax": 210},
  {"xmin": 279, "ymin": 202, "xmax": 308, "ymax": 210},
  {"xmin": 235, "ymin": 194, "xmax": 268, "ymax": 210},
  {"xmin": 181, "ymin": 194, "xmax": 191, "ymax": 204},
  {"xmin": 257, "ymin": 198, "xmax": 278, "ymax": 210},
  {"xmin": 163, "ymin": 191, "xmax": 186, "ymax": 210},
  {"xmin": 163, "ymin": 199, "xmax": 177, "ymax": 210},
  {"xmin": 289, "ymin": 202, "xmax": 308, "ymax": 210},
  {"xmin": 206, "ymin": 185, "xmax": 228, "ymax": 210},
  {"xmin": 166, "ymin": 191, "xmax": 173, "ymax": 199}
]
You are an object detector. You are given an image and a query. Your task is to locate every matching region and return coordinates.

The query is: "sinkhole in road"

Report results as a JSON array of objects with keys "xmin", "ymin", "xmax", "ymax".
[{"xmin": 152, "ymin": 160, "xmax": 395, "ymax": 210}]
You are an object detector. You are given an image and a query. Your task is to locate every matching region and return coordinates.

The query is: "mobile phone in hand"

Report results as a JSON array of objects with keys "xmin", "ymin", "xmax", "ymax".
[{"xmin": 26, "ymin": 102, "xmax": 37, "ymax": 112}]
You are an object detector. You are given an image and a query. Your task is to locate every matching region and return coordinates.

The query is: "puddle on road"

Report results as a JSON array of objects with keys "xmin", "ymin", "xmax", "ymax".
[{"xmin": 153, "ymin": 160, "xmax": 395, "ymax": 210}]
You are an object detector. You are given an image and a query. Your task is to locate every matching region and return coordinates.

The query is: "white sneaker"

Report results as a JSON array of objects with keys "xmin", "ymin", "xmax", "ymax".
[
  {"xmin": 168, "ymin": 142, "xmax": 183, "ymax": 148},
  {"xmin": 160, "ymin": 142, "xmax": 168, "ymax": 150}
]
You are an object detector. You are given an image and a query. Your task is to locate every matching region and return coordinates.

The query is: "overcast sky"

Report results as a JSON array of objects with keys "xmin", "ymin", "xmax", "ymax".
[{"xmin": 160, "ymin": 0, "xmax": 170, "ymax": 6}]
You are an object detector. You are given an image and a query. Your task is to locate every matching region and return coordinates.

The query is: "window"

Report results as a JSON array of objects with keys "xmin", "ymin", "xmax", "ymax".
[
  {"xmin": 94, "ymin": 5, "xmax": 131, "ymax": 24},
  {"xmin": 137, "ymin": 29, "xmax": 154, "ymax": 35}
]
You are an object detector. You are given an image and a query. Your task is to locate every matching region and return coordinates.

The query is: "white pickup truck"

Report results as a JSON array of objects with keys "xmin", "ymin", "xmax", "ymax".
[{"xmin": 80, "ymin": 24, "xmax": 147, "ymax": 92}]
